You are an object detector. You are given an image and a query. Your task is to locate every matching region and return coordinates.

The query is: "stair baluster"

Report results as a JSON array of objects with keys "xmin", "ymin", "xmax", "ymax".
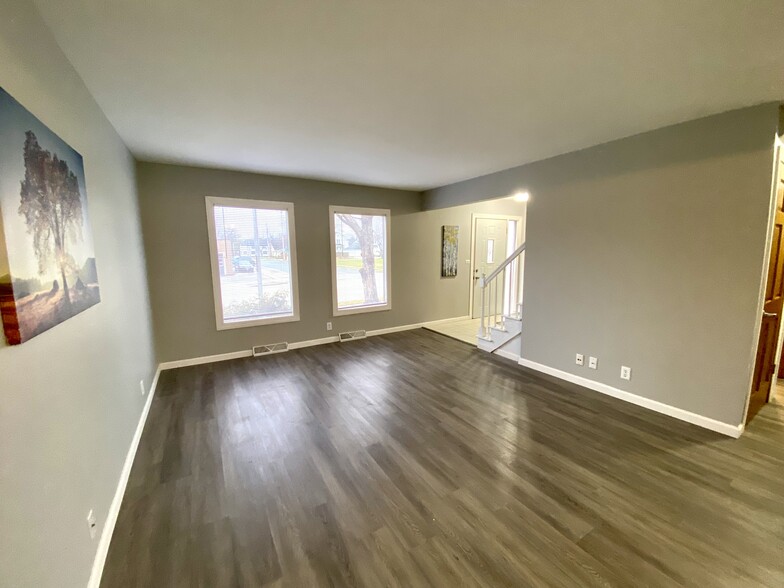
[{"xmin": 476, "ymin": 242, "xmax": 526, "ymax": 352}]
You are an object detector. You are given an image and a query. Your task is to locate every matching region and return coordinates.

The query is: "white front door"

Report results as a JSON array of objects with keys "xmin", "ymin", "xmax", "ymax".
[{"xmin": 472, "ymin": 217, "xmax": 508, "ymax": 318}]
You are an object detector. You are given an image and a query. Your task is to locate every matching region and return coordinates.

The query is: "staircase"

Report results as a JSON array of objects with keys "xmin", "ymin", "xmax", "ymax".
[{"xmin": 477, "ymin": 242, "xmax": 525, "ymax": 358}]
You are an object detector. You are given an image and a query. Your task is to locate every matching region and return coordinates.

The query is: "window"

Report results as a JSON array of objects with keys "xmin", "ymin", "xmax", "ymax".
[
  {"xmin": 329, "ymin": 206, "xmax": 391, "ymax": 315},
  {"xmin": 206, "ymin": 197, "xmax": 299, "ymax": 329}
]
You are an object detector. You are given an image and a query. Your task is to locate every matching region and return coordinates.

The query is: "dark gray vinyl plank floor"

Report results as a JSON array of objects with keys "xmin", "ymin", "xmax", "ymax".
[{"xmin": 102, "ymin": 329, "xmax": 784, "ymax": 587}]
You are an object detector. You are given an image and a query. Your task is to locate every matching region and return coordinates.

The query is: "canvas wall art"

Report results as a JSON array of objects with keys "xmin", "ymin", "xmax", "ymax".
[
  {"xmin": 0, "ymin": 88, "xmax": 99, "ymax": 345},
  {"xmin": 441, "ymin": 225, "xmax": 459, "ymax": 278}
]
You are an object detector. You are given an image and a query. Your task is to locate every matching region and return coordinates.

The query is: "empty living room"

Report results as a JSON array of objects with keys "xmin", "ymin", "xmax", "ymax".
[{"xmin": 3, "ymin": 1, "xmax": 784, "ymax": 586}]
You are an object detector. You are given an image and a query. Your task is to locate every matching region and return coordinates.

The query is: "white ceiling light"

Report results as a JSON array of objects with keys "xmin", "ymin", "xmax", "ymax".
[{"xmin": 513, "ymin": 191, "xmax": 530, "ymax": 203}]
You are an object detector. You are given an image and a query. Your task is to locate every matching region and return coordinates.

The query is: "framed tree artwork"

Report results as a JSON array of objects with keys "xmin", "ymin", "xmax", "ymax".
[
  {"xmin": 0, "ymin": 88, "xmax": 100, "ymax": 345},
  {"xmin": 441, "ymin": 225, "xmax": 459, "ymax": 278}
]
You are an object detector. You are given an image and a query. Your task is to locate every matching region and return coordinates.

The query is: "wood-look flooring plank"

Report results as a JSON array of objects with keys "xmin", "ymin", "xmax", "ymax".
[{"xmin": 102, "ymin": 329, "xmax": 784, "ymax": 587}]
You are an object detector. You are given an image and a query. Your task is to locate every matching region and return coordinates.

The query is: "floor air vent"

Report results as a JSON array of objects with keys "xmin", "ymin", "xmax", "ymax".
[
  {"xmin": 252, "ymin": 342, "xmax": 289, "ymax": 356},
  {"xmin": 339, "ymin": 330, "xmax": 367, "ymax": 342}
]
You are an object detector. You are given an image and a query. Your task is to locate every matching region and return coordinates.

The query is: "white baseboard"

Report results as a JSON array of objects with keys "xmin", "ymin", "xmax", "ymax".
[
  {"xmin": 368, "ymin": 315, "xmax": 473, "ymax": 337},
  {"xmin": 159, "ymin": 349, "xmax": 252, "ymax": 370},
  {"xmin": 423, "ymin": 314, "xmax": 472, "ymax": 327},
  {"xmin": 289, "ymin": 335, "xmax": 340, "ymax": 349},
  {"xmin": 157, "ymin": 316, "xmax": 471, "ymax": 372},
  {"xmin": 494, "ymin": 348, "xmax": 520, "ymax": 362},
  {"xmin": 88, "ymin": 366, "xmax": 162, "ymax": 588},
  {"xmin": 518, "ymin": 358, "xmax": 744, "ymax": 438},
  {"xmin": 367, "ymin": 323, "xmax": 423, "ymax": 336}
]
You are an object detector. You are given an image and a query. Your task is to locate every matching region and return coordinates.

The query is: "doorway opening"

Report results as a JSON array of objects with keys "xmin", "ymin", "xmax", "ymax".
[
  {"xmin": 424, "ymin": 197, "xmax": 527, "ymax": 347},
  {"xmin": 746, "ymin": 133, "xmax": 784, "ymax": 424}
]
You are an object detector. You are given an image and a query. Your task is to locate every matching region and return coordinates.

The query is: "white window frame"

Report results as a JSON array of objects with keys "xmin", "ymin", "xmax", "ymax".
[
  {"xmin": 329, "ymin": 205, "xmax": 392, "ymax": 316},
  {"xmin": 205, "ymin": 196, "xmax": 300, "ymax": 330}
]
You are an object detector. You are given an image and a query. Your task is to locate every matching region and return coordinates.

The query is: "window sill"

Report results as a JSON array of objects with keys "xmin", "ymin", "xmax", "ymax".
[
  {"xmin": 216, "ymin": 312, "xmax": 300, "ymax": 331},
  {"xmin": 332, "ymin": 303, "xmax": 391, "ymax": 317}
]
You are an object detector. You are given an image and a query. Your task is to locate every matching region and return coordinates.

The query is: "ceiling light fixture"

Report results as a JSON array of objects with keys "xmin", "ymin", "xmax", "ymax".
[{"xmin": 513, "ymin": 191, "xmax": 530, "ymax": 202}]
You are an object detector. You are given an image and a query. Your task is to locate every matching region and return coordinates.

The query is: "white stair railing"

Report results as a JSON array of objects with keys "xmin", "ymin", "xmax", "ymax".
[{"xmin": 478, "ymin": 242, "xmax": 525, "ymax": 340}]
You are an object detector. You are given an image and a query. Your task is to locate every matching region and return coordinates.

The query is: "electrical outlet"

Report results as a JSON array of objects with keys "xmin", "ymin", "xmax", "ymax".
[
  {"xmin": 575, "ymin": 353, "xmax": 584, "ymax": 366},
  {"xmin": 326, "ymin": 322, "xmax": 333, "ymax": 331},
  {"xmin": 86, "ymin": 509, "xmax": 97, "ymax": 539},
  {"xmin": 620, "ymin": 366, "xmax": 631, "ymax": 381},
  {"xmin": 139, "ymin": 379, "xmax": 146, "ymax": 396},
  {"xmin": 588, "ymin": 356, "xmax": 598, "ymax": 369}
]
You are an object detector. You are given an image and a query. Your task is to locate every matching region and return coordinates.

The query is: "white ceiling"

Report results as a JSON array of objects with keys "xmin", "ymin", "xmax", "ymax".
[{"xmin": 34, "ymin": 0, "xmax": 784, "ymax": 191}]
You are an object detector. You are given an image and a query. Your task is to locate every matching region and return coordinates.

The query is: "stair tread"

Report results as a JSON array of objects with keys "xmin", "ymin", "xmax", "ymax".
[{"xmin": 476, "ymin": 330, "xmax": 521, "ymax": 353}]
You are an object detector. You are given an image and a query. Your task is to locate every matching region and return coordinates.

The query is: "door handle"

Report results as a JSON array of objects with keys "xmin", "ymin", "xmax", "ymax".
[{"xmin": 763, "ymin": 311, "xmax": 777, "ymax": 319}]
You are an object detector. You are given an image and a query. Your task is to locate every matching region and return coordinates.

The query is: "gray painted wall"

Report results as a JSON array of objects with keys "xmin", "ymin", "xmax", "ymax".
[
  {"xmin": 0, "ymin": 2, "xmax": 156, "ymax": 586},
  {"xmin": 136, "ymin": 162, "xmax": 525, "ymax": 363},
  {"xmin": 424, "ymin": 104, "xmax": 780, "ymax": 426}
]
